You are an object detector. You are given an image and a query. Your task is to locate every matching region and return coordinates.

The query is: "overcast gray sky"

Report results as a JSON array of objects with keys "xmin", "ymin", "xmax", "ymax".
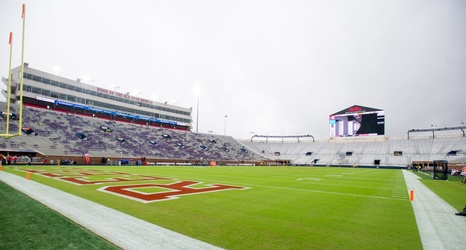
[{"xmin": 1, "ymin": 0, "xmax": 465, "ymax": 140}]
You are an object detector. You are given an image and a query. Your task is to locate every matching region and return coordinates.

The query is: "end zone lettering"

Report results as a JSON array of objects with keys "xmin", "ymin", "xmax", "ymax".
[
  {"xmin": 17, "ymin": 168, "xmax": 248, "ymax": 202},
  {"xmin": 100, "ymin": 181, "xmax": 247, "ymax": 203}
]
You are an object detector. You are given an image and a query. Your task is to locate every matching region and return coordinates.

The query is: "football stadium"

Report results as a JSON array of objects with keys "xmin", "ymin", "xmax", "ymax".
[
  {"xmin": 1, "ymin": 63, "xmax": 466, "ymax": 249},
  {"xmin": 1, "ymin": 3, "xmax": 466, "ymax": 250}
]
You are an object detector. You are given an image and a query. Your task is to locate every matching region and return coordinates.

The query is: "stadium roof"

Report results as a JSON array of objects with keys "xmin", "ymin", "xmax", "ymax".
[{"xmin": 331, "ymin": 105, "xmax": 383, "ymax": 116}]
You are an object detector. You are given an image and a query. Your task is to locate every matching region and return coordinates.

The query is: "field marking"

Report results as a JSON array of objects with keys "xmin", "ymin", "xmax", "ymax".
[
  {"xmin": 98, "ymin": 181, "xmax": 248, "ymax": 203},
  {"xmin": 173, "ymin": 171, "xmax": 407, "ymax": 192},
  {"xmin": 391, "ymin": 171, "xmax": 408, "ymax": 199},
  {"xmin": 252, "ymin": 183, "xmax": 408, "ymax": 201},
  {"xmin": 194, "ymin": 178, "xmax": 408, "ymax": 201},
  {"xmin": 42, "ymin": 167, "xmax": 404, "ymax": 202},
  {"xmin": 158, "ymin": 171, "xmax": 407, "ymax": 194},
  {"xmin": 296, "ymin": 177, "xmax": 322, "ymax": 181}
]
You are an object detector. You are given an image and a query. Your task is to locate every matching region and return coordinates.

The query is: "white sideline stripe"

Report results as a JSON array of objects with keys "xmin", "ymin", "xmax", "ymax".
[
  {"xmin": 0, "ymin": 171, "xmax": 223, "ymax": 250},
  {"xmin": 402, "ymin": 170, "xmax": 466, "ymax": 250}
]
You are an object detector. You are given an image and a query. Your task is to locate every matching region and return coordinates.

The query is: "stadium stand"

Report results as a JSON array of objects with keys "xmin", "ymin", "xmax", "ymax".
[
  {"xmin": 0, "ymin": 102, "xmax": 266, "ymax": 165},
  {"xmin": 239, "ymin": 135, "xmax": 466, "ymax": 168},
  {"xmin": 1, "ymin": 101, "xmax": 465, "ymax": 168}
]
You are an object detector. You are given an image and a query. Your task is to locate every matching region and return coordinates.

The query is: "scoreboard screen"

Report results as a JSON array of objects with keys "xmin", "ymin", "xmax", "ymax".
[{"xmin": 329, "ymin": 105, "xmax": 385, "ymax": 138}]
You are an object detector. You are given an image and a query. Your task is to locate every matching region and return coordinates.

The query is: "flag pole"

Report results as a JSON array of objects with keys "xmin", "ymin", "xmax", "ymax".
[{"xmin": 18, "ymin": 4, "xmax": 26, "ymax": 136}]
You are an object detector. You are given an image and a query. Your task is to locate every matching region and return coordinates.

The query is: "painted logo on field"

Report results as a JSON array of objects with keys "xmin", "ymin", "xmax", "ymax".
[
  {"xmin": 99, "ymin": 181, "xmax": 246, "ymax": 203},
  {"xmin": 17, "ymin": 167, "xmax": 247, "ymax": 203}
]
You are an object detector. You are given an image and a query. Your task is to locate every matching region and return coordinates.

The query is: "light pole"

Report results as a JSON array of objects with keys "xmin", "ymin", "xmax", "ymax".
[
  {"xmin": 194, "ymin": 86, "xmax": 201, "ymax": 133},
  {"xmin": 224, "ymin": 115, "xmax": 228, "ymax": 136},
  {"xmin": 196, "ymin": 95, "xmax": 199, "ymax": 133}
]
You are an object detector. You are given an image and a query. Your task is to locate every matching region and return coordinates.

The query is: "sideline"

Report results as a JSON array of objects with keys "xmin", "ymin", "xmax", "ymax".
[
  {"xmin": 0, "ymin": 171, "xmax": 223, "ymax": 250},
  {"xmin": 402, "ymin": 170, "xmax": 466, "ymax": 250}
]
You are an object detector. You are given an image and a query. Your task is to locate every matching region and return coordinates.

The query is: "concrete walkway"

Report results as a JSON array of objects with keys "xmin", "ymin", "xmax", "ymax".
[
  {"xmin": 0, "ymin": 171, "xmax": 223, "ymax": 250},
  {"xmin": 402, "ymin": 170, "xmax": 466, "ymax": 250}
]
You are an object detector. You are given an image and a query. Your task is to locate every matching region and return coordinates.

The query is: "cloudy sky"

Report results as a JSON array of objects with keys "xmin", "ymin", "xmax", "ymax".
[{"xmin": 1, "ymin": 0, "xmax": 465, "ymax": 140}]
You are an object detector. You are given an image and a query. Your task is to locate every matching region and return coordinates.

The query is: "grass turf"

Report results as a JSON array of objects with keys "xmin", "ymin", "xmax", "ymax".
[
  {"xmin": 413, "ymin": 171, "xmax": 466, "ymax": 211},
  {"xmin": 0, "ymin": 180, "xmax": 119, "ymax": 250},
  {"xmin": 4, "ymin": 166, "xmax": 426, "ymax": 249}
]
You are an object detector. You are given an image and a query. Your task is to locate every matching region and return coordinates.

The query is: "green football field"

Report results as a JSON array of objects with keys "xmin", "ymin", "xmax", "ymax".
[{"xmin": 4, "ymin": 166, "xmax": 426, "ymax": 249}]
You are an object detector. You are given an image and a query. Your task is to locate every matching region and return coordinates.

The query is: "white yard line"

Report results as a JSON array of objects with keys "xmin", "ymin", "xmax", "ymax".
[
  {"xmin": 0, "ymin": 171, "xmax": 223, "ymax": 250},
  {"xmin": 402, "ymin": 170, "xmax": 466, "ymax": 250}
]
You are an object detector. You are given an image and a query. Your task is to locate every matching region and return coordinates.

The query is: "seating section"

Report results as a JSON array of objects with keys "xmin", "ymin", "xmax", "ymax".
[
  {"xmin": 0, "ymin": 103, "xmax": 265, "ymax": 162},
  {"xmin": 239, "ymin": 136, "xmax": 466, "ymax": 166}
]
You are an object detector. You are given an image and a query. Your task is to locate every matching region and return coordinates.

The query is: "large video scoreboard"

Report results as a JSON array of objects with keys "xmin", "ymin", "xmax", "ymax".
[{"xmin": 329, "ymin": 105, "xmax": 385, "ymax": 138}]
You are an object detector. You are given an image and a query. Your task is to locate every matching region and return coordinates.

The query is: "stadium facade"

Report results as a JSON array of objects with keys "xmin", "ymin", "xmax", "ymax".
[{"xmin": 2, "ymin": 63, "xmax": 192, "ymax": 130}]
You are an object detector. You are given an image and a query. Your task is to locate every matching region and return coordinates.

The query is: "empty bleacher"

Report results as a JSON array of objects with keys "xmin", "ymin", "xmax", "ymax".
[
  {"xmin": 0, "ymin": 103, "xmax": 265, "ymax": 162},
  {"xmin": 239, "ymin": 135, "xmax": 466, "ymax": 167}
]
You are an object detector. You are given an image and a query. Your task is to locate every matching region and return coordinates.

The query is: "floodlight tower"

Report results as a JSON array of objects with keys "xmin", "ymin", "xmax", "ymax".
[
  {"xmin": 224, "ymin": 115, "xmax": 228, "ymax": 136},
  {"xmin": 194, "ymin": 86, "xmax": 201, "ymax": 133}
]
